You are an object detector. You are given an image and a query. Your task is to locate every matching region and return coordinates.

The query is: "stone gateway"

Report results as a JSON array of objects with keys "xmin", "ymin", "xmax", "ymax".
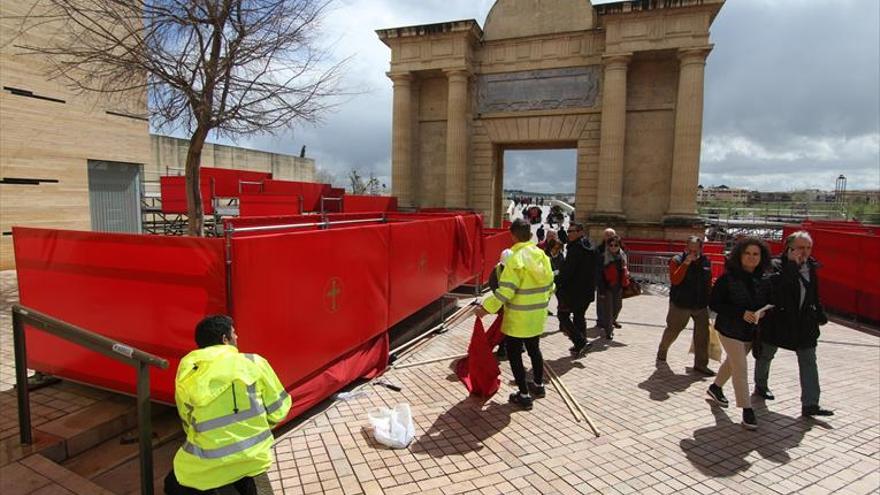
[{"xmin": 377, "ymin": 0, "xmax": 725, "ymax": 239}]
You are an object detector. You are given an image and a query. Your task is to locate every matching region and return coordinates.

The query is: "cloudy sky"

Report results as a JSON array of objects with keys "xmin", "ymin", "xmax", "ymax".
[{"xmin": 221, "ymin": 0, "xmax": 879, "ymax": 193}]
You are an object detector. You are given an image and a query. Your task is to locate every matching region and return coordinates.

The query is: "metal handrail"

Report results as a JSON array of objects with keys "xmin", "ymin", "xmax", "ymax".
[
  {"xmin": 230, "ymin": 217, "xmax": 385, "ymax": 234},
  {"xmin": 12, "ymin": 304, "xmax": 169, "ymax": 495}
]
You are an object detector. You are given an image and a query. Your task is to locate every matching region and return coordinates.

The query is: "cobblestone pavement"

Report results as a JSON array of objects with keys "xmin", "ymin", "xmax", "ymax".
[{"xmin": 269, "ymin": 294, "xmax": 880, "ymax": 495}]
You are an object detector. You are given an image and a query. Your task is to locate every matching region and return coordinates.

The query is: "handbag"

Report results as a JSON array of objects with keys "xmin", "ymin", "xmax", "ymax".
[{"xmin": 622, "ymin": 279, "xmax": 642, "ymax": 299}]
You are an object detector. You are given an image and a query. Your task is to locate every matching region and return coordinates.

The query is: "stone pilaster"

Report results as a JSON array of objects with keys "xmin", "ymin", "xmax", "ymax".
[
  {"xmin": 593, "ymin": 53, "xmax": 632, "ymax": 222},
  {"xmin": 390, "ymin": 72, "xmax": 414, "ymax": 207},
  {"xmin": 445, "ymin": 69, "xmax": 470, "ymax": 208},
  {"xmin": 666, "ymin": 46, "xmax": 713, "ymax": 221}
]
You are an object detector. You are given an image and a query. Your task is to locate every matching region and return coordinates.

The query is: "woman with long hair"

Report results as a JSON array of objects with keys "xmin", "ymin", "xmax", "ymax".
[{"xmin": 705, "ymin": 237, "xmax": 772, "ymax": 429}]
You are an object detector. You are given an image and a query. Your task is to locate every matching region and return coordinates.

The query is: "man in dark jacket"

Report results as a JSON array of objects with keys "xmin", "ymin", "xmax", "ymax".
[
  {"xmin": 656, "ymin": 237, "xmax": 715, "ymax": 376},
  {"xmin": 754, "ymin": 231, "xmax": 833, "ymax": 417},
  {"xmin": 555, "ymin": 222, "xmax": 598, "ymax": 357}
]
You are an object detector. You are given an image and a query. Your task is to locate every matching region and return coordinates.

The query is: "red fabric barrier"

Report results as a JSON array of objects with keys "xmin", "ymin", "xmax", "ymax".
[
  {"xmin": 230, "ymin": 226, "xmax": 391, "ymax": 391},
  {"xmin": 290, "ymin": 332, "xmax": 388, "ymax": 418},
  {"xmin": 238, "ymin": 193, "xmax": 302, "ymax": 217},
  {"xmin": 201, "ymin": 167, "xmax": 272, "ymax": 197},
  {"xmin": 480, "ymin": 229, "xmax": 513, "ymax": 285},
  {"xmin": 344, "ymin": 195, "xmax": 398, "ymax": 213},
  {"xmin": 160, "ymin": 176, "xmax": 214, "ymax": 215},
  {"xmin": 796, "ymin": 229, "xmax": 880, "ymax": 322},
  {"xmin": 387, "ymin": 220, "xmax": 454, "ymax": 326},
  {"xmin": 12, "ymin": 227, "xmax": 228, "ymax": 404}
]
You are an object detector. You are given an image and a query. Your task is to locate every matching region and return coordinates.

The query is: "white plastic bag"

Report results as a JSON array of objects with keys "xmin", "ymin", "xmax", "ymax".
[{"xmin": 368, "ymin": 403, "xmax": 415, "ymax": 449}]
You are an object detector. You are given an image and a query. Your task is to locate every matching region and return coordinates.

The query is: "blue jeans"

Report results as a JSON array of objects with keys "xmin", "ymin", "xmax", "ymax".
[{"xmin": 754, "ymin": 344, "xmax": 820, "ymax": 408}]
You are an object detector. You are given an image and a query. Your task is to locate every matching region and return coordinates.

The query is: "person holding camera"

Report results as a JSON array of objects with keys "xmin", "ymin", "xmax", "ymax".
[
  {"xmin": 754, "ymin": 231, "xmax": 833, "ymax": 417},
  {"xmin": 656, "ymin": 236, "xmax": 715, "ymax": 376}
]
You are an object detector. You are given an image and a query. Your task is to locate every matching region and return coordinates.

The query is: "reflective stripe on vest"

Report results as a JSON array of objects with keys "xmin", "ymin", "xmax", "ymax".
[
  {"xmin": 499, "ymin": 281, "xmax": 552, "ymax": 296},
  {"xmin": 182, "ymin": 429, "xmax": 273, "ymax": 459},
  {"xmin": 493, "ymin": 290, "xmax": 511, "ymax": 304},
  {"xmin": 266, "ymin": 390, "xmax": 290, "ymax": 414},
  {"xmin": 189, "ymin": 384, "xmax": 263, "ymax": 434},
  {"xmin": 507, "ymin": 301, "xmax": 550, "ymax": 312},
  {"xmin": 515, "ymin": 283, "xmax": 553, "ymax": 295}
]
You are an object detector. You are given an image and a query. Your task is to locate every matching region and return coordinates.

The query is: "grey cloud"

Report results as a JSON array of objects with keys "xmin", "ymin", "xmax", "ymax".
[{"xmin": 213, "ymin": 1, "xmax": 878, "ymax": 193}]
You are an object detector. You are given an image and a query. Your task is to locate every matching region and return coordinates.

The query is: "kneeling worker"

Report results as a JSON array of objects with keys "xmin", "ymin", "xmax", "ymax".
[{"xmin": 165, "ymin": 315, "xmax": 291, "ymax": 495}]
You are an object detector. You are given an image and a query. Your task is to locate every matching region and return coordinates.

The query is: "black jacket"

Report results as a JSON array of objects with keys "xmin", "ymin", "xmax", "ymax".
[
  {"xmin": 670, "ymin": 252, "xmax": 712, "ymax": 309},
  {"xmin": 760, "ymin": 257, "xmax": 827, "ymax": 350},
  {"xmin": 710, "ymin": 268, "xmax": 771, "ymax": 342},
  {"xmin": 555, "ymin": 237, "xmax": 598, "ymax": 306}
]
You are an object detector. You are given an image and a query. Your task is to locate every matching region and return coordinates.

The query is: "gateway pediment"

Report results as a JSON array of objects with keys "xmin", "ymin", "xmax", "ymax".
[{"xmin": 483, "ymin": 0, "xmax": 595, "ymax": 41}]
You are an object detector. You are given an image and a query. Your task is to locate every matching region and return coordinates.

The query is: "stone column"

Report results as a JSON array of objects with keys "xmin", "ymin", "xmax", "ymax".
[
  {"xmin": 667, "ymin": 46, "xmax": 713, "ymax": 219},
  {"xmin": 445, "ymin": 69, "xmax": 470, "ymax": 208},
  {"xmin": 390, "ymin": 72, "xmax": 414, "ymax": 206},
  {"xmin": 594, "ymin": 53, "xmax": 632, "ymax": 220}
]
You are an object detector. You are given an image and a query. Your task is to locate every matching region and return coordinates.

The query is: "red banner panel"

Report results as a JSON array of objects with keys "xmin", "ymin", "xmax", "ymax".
[
  {"xmin": 804, "ymin": 229, "xmax": 880, "ymax": 322},
  {"xmin": 238, "ymin": 193, "xmax": 302, "ymax": 217},
  {"xmin": 480, "ymin": 229, "xmax": 513, "ymax": 285},
  {"xmin": 387, "ymin": 220, "xmax": 454, "ymax": 326},
  {"xmin": 201, "ymin": 167, "xmax": 272, "ymax": 197},
  {"xmin": 344, "ymin": 195, "xmax": 398, "ymax": 213},
  {"xmin": 230, "ymin": 226, "xmax": 390, "ymax": 389},
  {"xmin": 159, "ymin": 176, "xmax": 214, "ymax": 215},
  {"xmin": 12, "ymin": 227, "xmax": 228, "ymax": 403}
]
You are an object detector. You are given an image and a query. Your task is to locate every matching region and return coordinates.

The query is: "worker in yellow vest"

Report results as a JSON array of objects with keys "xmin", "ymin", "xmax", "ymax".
[
  {"xmin": 477, "ymin": 218, "xmax": 555, "ymax": 410},
  {"xmin": 164, "ymin": 315, "xmax": 291, "ymax": 494}
]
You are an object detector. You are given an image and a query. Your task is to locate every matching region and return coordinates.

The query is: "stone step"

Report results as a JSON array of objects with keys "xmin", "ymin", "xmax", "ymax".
[
  {"xmin": 62, "ymin": 407, "xmax": 182, "ymax": 482},
  {"xmin": 36, "ymin": 395, "xmax": 139, "ymax": 461},
  {"xmin": 0, "ymin": 454, "xmax": 114, "ymax": 495},
  {"xmin": 92, "ymin": 438, "xmax": 182, "ymax": 495}
]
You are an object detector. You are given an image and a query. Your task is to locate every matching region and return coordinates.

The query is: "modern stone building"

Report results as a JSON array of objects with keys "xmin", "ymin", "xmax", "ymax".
[
  {"xmin": 0, "ymin": 1, "xmax": 314, "ymax": 269},
  {"xmin": 378, "ymin": 0, "xmax": 725, "ymax": 238}
]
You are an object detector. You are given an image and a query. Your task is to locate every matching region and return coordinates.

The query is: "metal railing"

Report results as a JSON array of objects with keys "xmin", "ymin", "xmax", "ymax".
[
  {"xmin": 13, "ymin": 305, "xmax": 169, "ymax": 495},
  {"xmin": 627, "ymin": 251, "xmax": 675, "ymax": 286}
]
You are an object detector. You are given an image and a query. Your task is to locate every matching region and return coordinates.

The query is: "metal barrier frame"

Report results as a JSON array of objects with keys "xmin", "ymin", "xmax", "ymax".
[{"xmin": 12, "ymin": 304, "xmax": 169, "ymax": 495}]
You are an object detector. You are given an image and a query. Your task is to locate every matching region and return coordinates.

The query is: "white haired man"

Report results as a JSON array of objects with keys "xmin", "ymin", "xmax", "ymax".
[{"xmin": 754, "ymin": 231, "xmax": 833, "ymax": 417}]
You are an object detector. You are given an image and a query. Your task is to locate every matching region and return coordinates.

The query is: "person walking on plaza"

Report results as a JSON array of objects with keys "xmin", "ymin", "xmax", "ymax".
[
  {"xmin": 705, "ymin": 238, "xmax": 771, "ymax": 430},
  {"xmin": 536, "ymin": 224, "xmax": 546, "ymax": 243},
  {"xmin": 555, "ymin": 222, "xmax": 598, "ymax": 357},
  {"xmin": 165, "ymin": 315, "xmax": 291, "ymax": 495},
  {"xmin": 597, "ymin": 235, "xmax": 627, "ymax": 340},
  {"xmin": 476, "ymin": 218, "xmax": 555, "ymax": 410},
  {"xmin": 656, "ymin": 236, "xmax": 716, "ymax": 376},
  {"xmin": 754, "ymin": 232, "xmax": 833, "ymax": 417}
]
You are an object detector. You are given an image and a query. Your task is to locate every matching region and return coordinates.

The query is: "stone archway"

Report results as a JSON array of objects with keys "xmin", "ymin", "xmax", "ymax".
[{"xmin": 378, "ymin": 0, "xmax": 725, "ymax": 239}]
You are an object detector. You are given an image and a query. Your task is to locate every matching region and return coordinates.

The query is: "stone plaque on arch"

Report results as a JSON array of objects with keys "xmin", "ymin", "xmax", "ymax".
[{"xmin": 477, "ymin": 66, "xmax": 601, "ymax": 114}]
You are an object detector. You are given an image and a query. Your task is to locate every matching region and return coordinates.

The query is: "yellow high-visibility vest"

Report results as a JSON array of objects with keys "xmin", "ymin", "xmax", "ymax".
[
  {"xmin": 483, "ymin": 241, "xmax": 555, "ymax": 338},
  {"xmin": 173, "ymin": 345, "xmax": 291, "ymax": 490}
]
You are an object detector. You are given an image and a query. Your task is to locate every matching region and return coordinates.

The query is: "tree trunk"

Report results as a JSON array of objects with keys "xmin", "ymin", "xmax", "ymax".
[{"xmin": 185, "ymin": 126, "xmax": 211, "ymax": 236}]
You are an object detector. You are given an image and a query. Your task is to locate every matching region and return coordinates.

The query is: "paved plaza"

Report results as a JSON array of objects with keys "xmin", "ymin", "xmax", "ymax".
[
  {"xmin": 1, "ymin": 271, "xmax": 878, "ymax": 494},
  {"xmin": 267, "ymin": 294, "xmax": 879, "ymax": 495}
]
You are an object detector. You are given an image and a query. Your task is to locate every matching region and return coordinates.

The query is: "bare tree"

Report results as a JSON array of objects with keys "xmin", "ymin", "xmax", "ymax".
[
  {"xmin": 15, "ymin": 0, "xmax": 345, "ymax": 235},
  {"xmin": 347, "ymin": 169, "xmax": 382, "ymax": 196}
]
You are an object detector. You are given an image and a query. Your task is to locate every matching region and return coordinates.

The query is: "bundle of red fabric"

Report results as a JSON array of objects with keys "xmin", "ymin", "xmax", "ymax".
[{"xmin": 455, "ymin": 315, "xmax": 503, "ymax": 398}]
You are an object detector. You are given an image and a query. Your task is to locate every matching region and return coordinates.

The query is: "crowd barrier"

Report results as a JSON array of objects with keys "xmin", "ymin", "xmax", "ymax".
[
  {"xmin": 780, "ymin": 222, "xmax": 879, "ymax": 323},
  {"xmin": 343, "ymin": 195, "xmax": 398, "ymax": 213},
  {"xmin": 12, "ymin": 228, "xmax": 228, "ymax": 404},
  {"xmin": 12, "ymin": 212, "xmax": 485, "ymax": 422},
  {"xmin": 479, "ymin": 229, "xmax": 514, "ymax": 286},
  {"xmin": 238, "ymin": 193, "xmax": 302, "ymax": 217},
  {"xmin": 201, "ymin": 167, "xmax": 272, "ymax": 196},
  {"xmin": 159, "ymin": 177, "xmax": 215, "ymax": 215}
]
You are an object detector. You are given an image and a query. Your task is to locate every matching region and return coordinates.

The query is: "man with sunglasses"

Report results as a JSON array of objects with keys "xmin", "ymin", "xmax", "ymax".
[{"xmin": 556, "ymin": 222, "xmax": 599, "ymax": 357}]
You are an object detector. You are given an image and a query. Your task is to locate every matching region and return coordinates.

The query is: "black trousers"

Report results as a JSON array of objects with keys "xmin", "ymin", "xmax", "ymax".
[
  {"xmin": 504, "ymin": 336, "xmax": 544, "ymax": 394},
  {"xmin": 557, "ymin": 300, "xmax": 589, "ymax": 347},
  {"xmin": 164, "ymin": 471, "xmax": 272, "ymax": 495}
]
